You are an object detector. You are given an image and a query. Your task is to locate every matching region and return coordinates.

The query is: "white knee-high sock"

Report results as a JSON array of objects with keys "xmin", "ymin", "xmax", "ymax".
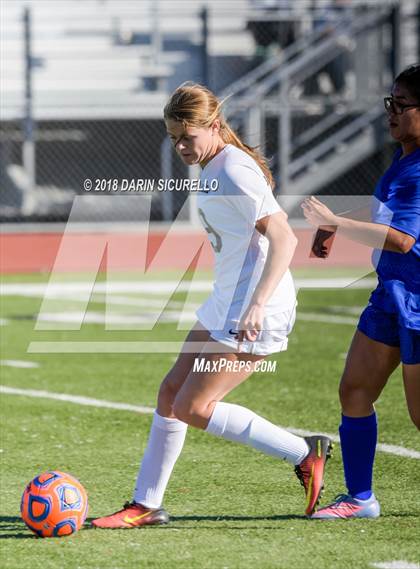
[
  {"xmin": 133, "ymin": 411, "xmax": 188, "ymax": 509},
  {"xmin": 205, "ymin": 402, "xmax": 308, "ymax": 465}
]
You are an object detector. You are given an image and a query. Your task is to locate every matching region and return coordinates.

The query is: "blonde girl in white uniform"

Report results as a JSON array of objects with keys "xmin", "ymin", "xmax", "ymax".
[{"xmin": 92, "ymin": 83, "xmax": 332, "ymax": 529}]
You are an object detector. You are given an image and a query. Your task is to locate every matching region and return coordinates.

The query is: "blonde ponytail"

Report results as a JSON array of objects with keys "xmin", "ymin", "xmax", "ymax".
[
  {"xmin": 164, "ymin": 82, "xmax": 275, "ymax": 190},
  {"xmin": 218, "ymin": 121, "xmax": 274, "ymax": 190}
]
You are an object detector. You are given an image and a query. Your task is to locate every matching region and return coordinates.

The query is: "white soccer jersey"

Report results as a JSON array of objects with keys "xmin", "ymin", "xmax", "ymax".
[{"xmin": 196, "ymin": 144, "xmax": 296, "ymax": 333}]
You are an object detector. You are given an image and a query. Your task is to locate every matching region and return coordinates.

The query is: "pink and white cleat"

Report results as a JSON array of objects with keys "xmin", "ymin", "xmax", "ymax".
[{"xmin": 311, "ymin": 493, "xmax": 380, "ymax": 519}]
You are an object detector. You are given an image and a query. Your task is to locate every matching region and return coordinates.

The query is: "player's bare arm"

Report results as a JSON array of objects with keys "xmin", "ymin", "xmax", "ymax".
[
  {"xmin": 302, "ymin": 195, "xmax": 416, "ymax": 253},
  {"xmin": 237, "ymin": 212, "xmax": 297, "ymax": 345}
]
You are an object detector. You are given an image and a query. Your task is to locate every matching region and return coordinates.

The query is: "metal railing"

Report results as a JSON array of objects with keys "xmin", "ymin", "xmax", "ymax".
[{"xmin": 219, "ymin": 3, "xmax": 402, "ymax": 202}]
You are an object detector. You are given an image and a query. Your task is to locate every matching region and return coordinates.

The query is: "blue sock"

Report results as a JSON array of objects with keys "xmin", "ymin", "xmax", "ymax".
[{"xmin": 339, "ymin": 413, "xmax": 377, "ymax": 500}]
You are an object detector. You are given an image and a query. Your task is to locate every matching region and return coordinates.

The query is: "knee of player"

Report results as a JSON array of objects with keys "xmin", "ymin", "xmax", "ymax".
[
  {"xmin": 339, "ymin": 380, "xmax": 358, "ymax": 403},
  {"xmin": 172, "ymin": 398, "xmax": 198, "ymax": 424},
  {"xmin": 172, "ymin": 397, "xmax": 207, "ymax": 426},
  {"xmin": 339, "ymin": 381, "xmax": 372, "ymax": 407}
]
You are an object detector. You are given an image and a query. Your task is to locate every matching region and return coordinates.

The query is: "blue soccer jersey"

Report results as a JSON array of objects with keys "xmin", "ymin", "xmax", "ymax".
[{"xmin": 370, "ymin": 147, "xmax": 420, "ymax": 331}]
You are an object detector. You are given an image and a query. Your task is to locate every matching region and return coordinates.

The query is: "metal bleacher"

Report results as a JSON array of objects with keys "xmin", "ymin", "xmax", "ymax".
[
  {"xmin": 0, "ymin": 0, "xmax": 256, "ymax": 221},
  {"xmin": 0, "ymin": 0, "xmax": 253, "ymax": 121}
]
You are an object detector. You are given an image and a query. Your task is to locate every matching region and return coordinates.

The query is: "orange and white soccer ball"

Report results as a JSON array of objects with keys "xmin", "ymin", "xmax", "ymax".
[{"xmin": 21, "ymin": 471, "xmax": 88, "ymax": 537}]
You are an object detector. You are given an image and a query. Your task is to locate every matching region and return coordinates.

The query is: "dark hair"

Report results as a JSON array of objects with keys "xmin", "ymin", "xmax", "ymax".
[{"xmin": 394, "ymin": 64, "xmax": 420, "ymax": 103}]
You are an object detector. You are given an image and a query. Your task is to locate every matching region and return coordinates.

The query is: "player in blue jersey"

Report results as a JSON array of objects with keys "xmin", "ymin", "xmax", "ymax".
[{"xmin": 302, "ymin": 64, "xmax": 420, "ymax": 519}]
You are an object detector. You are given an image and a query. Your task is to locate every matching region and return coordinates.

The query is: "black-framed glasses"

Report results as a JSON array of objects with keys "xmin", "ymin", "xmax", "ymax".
[{"xmin": 384, "ymin": 96, "xmax": 420, "ymax": 115}]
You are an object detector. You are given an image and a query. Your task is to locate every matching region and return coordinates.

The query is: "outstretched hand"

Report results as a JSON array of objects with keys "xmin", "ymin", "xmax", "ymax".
[{"xmin": 301, "ymin": 196, "xmax": 337, "ymax": 230}]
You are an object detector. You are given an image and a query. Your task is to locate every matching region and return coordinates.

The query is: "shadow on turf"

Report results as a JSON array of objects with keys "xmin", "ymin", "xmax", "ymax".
[
  {"xmin": 169, "ymin": 514, "xmax": 304, "ymax": 522},
  {"xmin": 83, "ymin": 514, "xmax": 305, "ymax": 529},
  {"xmin": 0, "ymin": 516, "xmax": 37, "ymax": 539}
]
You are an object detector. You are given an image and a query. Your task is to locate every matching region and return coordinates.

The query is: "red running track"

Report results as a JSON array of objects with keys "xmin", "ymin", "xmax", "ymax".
[{"xmin": 0, "ymin": 229, "xmax": 371, "ymax": 274}]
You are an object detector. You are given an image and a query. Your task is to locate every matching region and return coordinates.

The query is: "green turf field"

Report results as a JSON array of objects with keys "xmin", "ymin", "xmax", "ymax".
[{"xmin": 1, "ymin": 270, "xmax": 419, "ymax": 569}]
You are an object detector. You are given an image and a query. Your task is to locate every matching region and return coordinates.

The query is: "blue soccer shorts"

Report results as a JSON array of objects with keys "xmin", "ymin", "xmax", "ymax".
[{"xmin": 358, "ymin": 303, "xmax": 420, "ymax": 365}]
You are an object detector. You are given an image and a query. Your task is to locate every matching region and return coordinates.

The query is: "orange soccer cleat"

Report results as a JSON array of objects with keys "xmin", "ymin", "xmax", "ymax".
[
  {"xmin": 294, "ymin": 435, "xmax": 333, "ymax": 516},
  {"xmin": 92, "ymin": 501, "xmax": 169, "ymax": 529}
]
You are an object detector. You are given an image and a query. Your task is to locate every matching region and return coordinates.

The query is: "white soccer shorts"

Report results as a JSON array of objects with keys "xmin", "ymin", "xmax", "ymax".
[{"xmin": 201, "ymin": 307, "xmax": 296, "ymax": 356}]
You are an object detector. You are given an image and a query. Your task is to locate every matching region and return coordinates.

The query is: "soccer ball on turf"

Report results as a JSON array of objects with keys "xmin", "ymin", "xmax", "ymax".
[{"xmin": 20, "ymin": 470, "xmax": 88, "ymax": 538}]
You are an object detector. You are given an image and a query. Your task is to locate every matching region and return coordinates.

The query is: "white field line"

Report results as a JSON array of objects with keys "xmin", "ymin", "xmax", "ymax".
[
  {"xmin": 298, "ymin": 313, "xmax": 358, "ymax": 325},
  {"xmin": 27, "ymin": 342, "xmax": 189, "ymax": 353},
  {"xmin": 295, "ymin": 278, "xmax": 377, "ymax": 289},
  {"xmin": 14, "ymin": 291, "xmax": 202, "ymax": 310},
  {"xmin": 0, "ymin": 360, "xmax": 39, "ymax": 368},
  {"xmin": 0, "ymin": 318, "xmax": 10, "ymax": 326},
  {"xmin": 289, "ymin": 427, "xmax": 420, "ymax": 460},
  {"xmin": 0, "ymin": 281, "xmax": 213, "ymax": 296},
  {"xmin": 89, "ymin": 294, "xmax": 201, "ymax": 310},
  {"xmin": 371, "ymin": 562, "xmax": 420, "ymax": 569},
  {"xmin": 0, "ymin": 385, "xmax": 154, "ymax": 414},
  {"xmin": 0, "ymin": 277, "xmax": 377, "ymax": 298},
  {"xmin": 328, "ymin": 305, "xmax": 365, "ymax": 315},
  {"xmin": 33, "ymin": 310, "xmax": 358, "ymax": 326},
  {"xmin": 1, "ymin": 385, "xmax": 419, "ymax": 460},
  {"xmin": 36, "ymin": 311, "xmax": 198, "ymax": 324}
]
